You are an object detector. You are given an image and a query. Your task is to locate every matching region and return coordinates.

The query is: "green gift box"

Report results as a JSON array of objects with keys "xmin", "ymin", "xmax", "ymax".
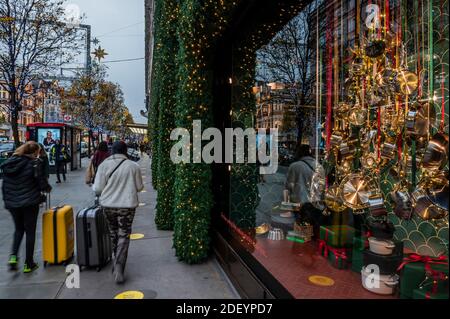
[
  {"xmin": 399, "ymin": 257, "xmax": 449, "ymax": 299},
  {"xmin": 327, "ymin": 247, "xmax": 352, "ymax": 270},
  {"xmin": 320, "ymin": 225, "xmax": 355, "ymax": 248},
  {"xmin": 412, "ymin": 288, "xmax": 449, "ymax": 300},
  {"xmin": 351, "ymin": 236, "xmax": 369, "ymax": 273}
]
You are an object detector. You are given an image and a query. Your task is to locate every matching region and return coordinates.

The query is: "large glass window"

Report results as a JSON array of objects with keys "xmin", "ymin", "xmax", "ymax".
[{"xmin": 225, "ymin": 0, "xmax": 449, "ymax": 299}]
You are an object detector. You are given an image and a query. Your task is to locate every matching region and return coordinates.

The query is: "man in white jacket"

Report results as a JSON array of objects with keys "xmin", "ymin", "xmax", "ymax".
[{"xmin": 93, "ymin": 141, "xmax": 143, "ymax": 284}]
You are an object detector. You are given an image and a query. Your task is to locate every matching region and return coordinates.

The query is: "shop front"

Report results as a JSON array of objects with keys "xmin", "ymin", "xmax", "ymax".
[{"xmin": 210, "ymin": 0, "xmax": 449, "ymax": 299}]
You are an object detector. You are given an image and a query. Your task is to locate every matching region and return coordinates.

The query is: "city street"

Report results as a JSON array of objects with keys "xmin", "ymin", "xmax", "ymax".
[{"xmin": 0, "ymin": 155, "xmax": 237, "ymax": 299}]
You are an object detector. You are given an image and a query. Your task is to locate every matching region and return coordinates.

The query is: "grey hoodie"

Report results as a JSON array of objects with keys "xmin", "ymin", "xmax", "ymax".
[{"xmin": 285, "ymin": 156, "xmax": 324, "ymax": 205}]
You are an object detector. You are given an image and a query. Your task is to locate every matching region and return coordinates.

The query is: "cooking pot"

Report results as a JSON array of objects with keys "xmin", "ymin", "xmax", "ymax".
[
  {"xmin": 406, "ymin": 103, "xmax": 437, "ymax": 137},
  {"xmin": 422, "ymin": 132, "xmax": 449, "ymax": 171},
  {"xmin": 368, "ymin": 237, "xmax": 397, "ymax": 255},
  {"xmin": 380, "ymin": 142, "xmax": 396, "ymax": 160},
  {"xmin": 368, "ymin": 194, "xmax": 388, "ymax": 217},
  {"xmin": 361, "ymin": 267, "xmax": 399, "ymax": 295},
  {"xmin": 411, "ymin": 188, "xmax": 447, "ymax": 221},
  {"xmin": 426, "ymin": 173, "xmax": 449, "ymax": 212},
  {"xmin": 390, "ymin": 189, "xmax": 413, "ymax": 220}
]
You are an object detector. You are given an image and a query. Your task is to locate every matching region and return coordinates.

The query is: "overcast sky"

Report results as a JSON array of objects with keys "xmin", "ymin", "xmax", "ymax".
[{"xmin": 71, "ymin": 0, "xmax": 146, "ymax": 124}]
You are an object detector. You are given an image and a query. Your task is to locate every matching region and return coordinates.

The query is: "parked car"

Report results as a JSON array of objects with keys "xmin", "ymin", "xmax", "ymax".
[
  {"xmin": 80, "ymin": 142, "xmax": 89, "ymax": 158},
  {"xmin": 0, "ymin": 142, "xmax": 16, "ymax": 159}
]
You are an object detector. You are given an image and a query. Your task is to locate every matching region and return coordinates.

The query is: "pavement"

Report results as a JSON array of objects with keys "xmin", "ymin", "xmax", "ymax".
[{"xmin": 0, "ymin": 154, "xmax": 238, "ymax": 299}]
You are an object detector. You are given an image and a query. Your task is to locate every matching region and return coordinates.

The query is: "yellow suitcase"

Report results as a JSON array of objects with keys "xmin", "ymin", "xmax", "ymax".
[{"xmin": 42, "ymin": 205, "xmax": 75, "ymax": 266}]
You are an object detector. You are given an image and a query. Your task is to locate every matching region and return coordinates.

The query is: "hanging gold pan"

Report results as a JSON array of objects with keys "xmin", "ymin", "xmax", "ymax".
[
  {"xmin": 340, "ymin": 173, "xmax": 378, "ymax": 210},
  {"xmin": 396, "ymin": 70, "xmax": 418, "ymax": 95}
]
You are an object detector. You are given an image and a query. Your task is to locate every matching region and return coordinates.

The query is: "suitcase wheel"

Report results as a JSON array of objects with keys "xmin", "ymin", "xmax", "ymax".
[{"xmin": 96, "ymin": 267, "xmax": 101, "ymax": 272}]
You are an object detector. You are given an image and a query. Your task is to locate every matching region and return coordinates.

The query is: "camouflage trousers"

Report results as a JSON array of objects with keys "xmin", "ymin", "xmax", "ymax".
[{"xmin": 103, "ymin": 207, "xmax": 136, "ymax": 271}]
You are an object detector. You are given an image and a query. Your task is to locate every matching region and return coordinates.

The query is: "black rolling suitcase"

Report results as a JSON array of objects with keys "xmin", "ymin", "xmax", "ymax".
[{"xmin": 76, "ymin": 205, "xmax": 112, "ymax": 271}]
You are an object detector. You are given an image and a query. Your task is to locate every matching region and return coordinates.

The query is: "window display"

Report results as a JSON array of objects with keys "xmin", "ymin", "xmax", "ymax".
[{"xmin": 226, "ymin": 0, "xmax": 448, "ymax": 299}]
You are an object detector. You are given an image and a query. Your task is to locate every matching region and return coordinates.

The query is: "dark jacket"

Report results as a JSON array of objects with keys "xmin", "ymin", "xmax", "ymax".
[
  {"xmin": 50, "ymin": 144, "xmax": 68, "ymax": 163},
  {"xmin": 1, "ymin": 155, "xmax": 51, "ymax": 209}
]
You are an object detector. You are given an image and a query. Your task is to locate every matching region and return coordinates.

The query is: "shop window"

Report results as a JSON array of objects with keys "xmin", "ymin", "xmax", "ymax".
[{"xmin": 227, "ymin": 0, "xmax": 449, "ymax": 299}]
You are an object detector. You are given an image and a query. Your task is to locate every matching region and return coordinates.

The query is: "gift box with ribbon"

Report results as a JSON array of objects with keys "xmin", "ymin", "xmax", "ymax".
[
  {"xmin": 351, "ymin": 232, "xmax": 371, "ymax": 273},
  {"xmin": 318, "ymin": 239, "xmax": 352, "ymax": 269},
  {"xmin": 397, "ymin": 254, "xmax": 449, "ymax": 299},
  {"xmin": 319, "ymin": 225, "xmax": 355, "ymax": 248},
  {"xmin": 412, "ymin": 288, "xmax": 449, "ymax": 300}
]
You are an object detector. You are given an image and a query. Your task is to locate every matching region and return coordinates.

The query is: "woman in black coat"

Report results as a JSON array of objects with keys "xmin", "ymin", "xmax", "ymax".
[{"xmin": 1, "ymin": 142, "xmax": 52, "ymax": 273}]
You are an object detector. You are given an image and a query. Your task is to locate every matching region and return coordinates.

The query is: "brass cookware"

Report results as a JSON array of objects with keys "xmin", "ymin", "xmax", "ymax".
[
  {"xmin": 406, "ymin": 103, "xmax": 436, "ymax": 137},
  {"xmin": 340, "ymin": 173, "xmax": 378, "ymax": 210},
  {"xmin": 395, "ymin": 70, "xmax": 418, "ymax": 95},
  {"xmin": 348, "ymin": 105, "xmax": 367, "ymax": 126},
  {"xmin": 325, "ymin": 185, "xmax": 346, "ymax": 213},
  {"xmin": 368, "ymin": 193, "xmax": 388, "ymax": 217},
  {"xmin": 422, "ymin": 132, "xmax": 449, "ymax": 171},
  {"xmin": 361, "ymin": 152, "xmax": 378, "ymax": 170}
]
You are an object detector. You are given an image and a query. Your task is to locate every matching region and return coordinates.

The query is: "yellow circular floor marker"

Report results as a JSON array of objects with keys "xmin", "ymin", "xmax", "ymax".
[
  {"xmin": 308, "ymin": 275, "xmax": 335, "ymax": 287},
  {"xmin": 130, "ymin": 233, "xmax": 145, "ymax": 240},
  {"xmin": 114, "ymin": 291, "xmax": 144, "ymax": 299}
]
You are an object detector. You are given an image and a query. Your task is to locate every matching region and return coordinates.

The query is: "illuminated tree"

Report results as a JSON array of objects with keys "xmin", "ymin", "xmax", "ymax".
[{"xmin": 0, "ymin": 0, "xmax": 82, "ymax": 146}]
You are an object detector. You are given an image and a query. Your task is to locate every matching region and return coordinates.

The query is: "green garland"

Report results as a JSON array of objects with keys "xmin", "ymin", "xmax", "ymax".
[
  {"xmin": 149, "ymin": 0, "xmax": 162, "ymax": 191},
  {"xmin": 154, "ymin": 0, "xmax": 179, "ymax": 230},
  {"xmin": 151, "ymin": 0, "xmax": 317, "ymax": 263}
]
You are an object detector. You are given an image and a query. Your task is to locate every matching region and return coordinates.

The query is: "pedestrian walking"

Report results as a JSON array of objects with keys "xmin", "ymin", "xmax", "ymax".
[
  {"xmin": 0, "ymin": 142, "xmax": 52, "ymax": 273},
  {"xmin": 93, "ymin": 141, "xmax": 143, "ymax": 284},
  {"xmin": 38, "ymin": 143, "xmax": 50, "ymax": 180},
  {"xmin": 284, "ymin": 144, "xmax": 328, "ymax": 236},
  {"xmin": 85, "ymin": 141, "xmax": 110, "ymax": 185},
  {"xmin": 50, "ymin": 140, "xmax": 69, "ymax": 183}
]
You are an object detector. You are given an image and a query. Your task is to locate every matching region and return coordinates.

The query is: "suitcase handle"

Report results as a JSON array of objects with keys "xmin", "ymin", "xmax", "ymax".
[{"xmin": 87, "ymin": 223, "xmax": 93, "ymax": 248}]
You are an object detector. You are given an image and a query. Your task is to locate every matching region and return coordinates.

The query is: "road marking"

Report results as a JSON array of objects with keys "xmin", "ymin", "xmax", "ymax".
[
  {"xmin": 114, "ymin": 291, "xmax": 144, "ymax": 299},
  {"xmin": 130, "ymin": 233, "xmax": 145, "ymax": 240}
]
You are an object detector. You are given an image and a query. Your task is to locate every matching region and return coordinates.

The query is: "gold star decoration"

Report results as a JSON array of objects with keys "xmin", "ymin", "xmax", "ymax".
[{"xmin": 92, "ymin": 46, "xmax": 108, "ymax": 61}]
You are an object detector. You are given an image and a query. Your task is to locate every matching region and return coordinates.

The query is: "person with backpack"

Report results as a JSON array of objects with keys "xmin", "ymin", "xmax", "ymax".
[
  {"xmin": 1, "ymin": 142, "xmax": 52, "ymax": 273},
  {"xmin": 50, "ymin": 139, "xmax": 69, "ymax": 184},
  {"xmin": 85, "ymin": 141, "xmax": 110, "ymax": 185},
  {"xmin": 93, "ymin": 141, "xmax": 143, "ymax": 284},
  {"xmin": 38, "ymin": 143, "xmax": 50, "ymax": 180},
  {"xmin": 284, "ymin": 144, "xmax": 327, "ymax": 236}
]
